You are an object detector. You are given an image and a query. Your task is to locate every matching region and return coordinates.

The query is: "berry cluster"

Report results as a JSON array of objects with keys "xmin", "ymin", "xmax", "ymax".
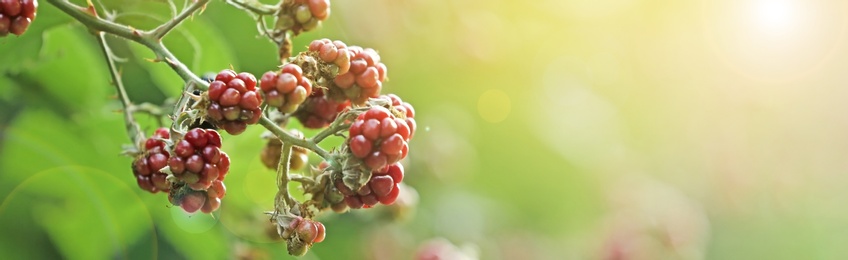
[
  {"xmin": 334, "ymin": 163, "xmax": 403, "ymax": 209},
  {"xmin": 168, "ymin": 128, "xmax": 231, "ymax": 191},
  {"xmin": 260, "ymin": 129, "xmax": 310, "ymax": 171},
  {"xmin": 307, "ymin": 38, "xmax": 351, "ymax": 75},
  {"xmin": 0, "ymin": 0, "xmax": 37, "ymax": 37},
  {"xmin": 260, "ymin": 64, "xmax": 313, "ymax": 113},
  {"xmin": 331, "ymin": 46, "xmax": 387, "ymax": 105},
  {"xmin": 132, "ymin": 128, "xmax": 172, "ymax": 193},
  {"xmin": 294, "ymin": 88, "xmax": 350, "ymax": 129},
  {"xmin": 282, "ymin": 0, "xmax": 330, "ymax": 34},
  {"xmin": 282, "ymin": 216, "xmax": 326, "ymax": 256},
  {"xmin": 207, "ymin": 69, "xmax": 262, "ymax": 135},
  {"xmin": 169, "ymin": 179, "xmax": 227, "ymax": 213},
  {"xmin": 381, "ymin": 94, "xmax": 416, "ymax": 138},
  {"xmin": 348, "ymin": 106, "xmax": 412, "ymax": 170}
]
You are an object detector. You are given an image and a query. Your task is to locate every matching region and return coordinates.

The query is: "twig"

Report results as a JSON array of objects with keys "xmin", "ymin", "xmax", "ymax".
[
  {"xmin": 94, "ymin": 31, "xmax": 145, "ymax": 147},
  {"xmin": 150, "ymin": 0, "xmax": 209, "ymax": 39},
  {"xmin": 259, "ymin": 115, "xmax": 332, "ymax": 159},
  {"xmin": 46, "ymin": 0, "xmax": 208, "ymax": 88}
]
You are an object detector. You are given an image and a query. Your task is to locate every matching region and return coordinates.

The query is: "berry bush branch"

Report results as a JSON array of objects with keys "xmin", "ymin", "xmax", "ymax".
[
  {"xmin": 259, "ymin": 115, "xmax": 331, "ymax": 159},
  {"xmin": 39, "ymin": 0, "xmax": 417, "ymax": 255},
  {"xmin": 94, "ymin": 30, "xmax": 145, "ymax": 147},
  {"xmin": 46, "ymin": 0, "xmax": 208, "ymax": 88},
  {"xmin": 150, "ymin": 0, "xmax": 209, "ymax": 39},
  {"xmin": 274, "ymin": 142, "xmax": 296, "ymax": 214}
]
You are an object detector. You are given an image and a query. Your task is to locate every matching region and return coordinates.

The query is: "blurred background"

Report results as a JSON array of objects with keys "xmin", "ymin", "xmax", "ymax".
[{"xmin": 2, "ymin": 0, "xmax": 848, "ymax": 259}]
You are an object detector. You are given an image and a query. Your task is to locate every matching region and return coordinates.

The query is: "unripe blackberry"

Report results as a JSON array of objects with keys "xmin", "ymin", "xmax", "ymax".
[
  {"xmin": 307, "ymin": 38, "xmax": 351, "ymax": 75},
  {"xmin": 0, "ymin": 0, "xmax": 37, "ymax": 37},
  {"xmin": 348, "ymin": 107, "xmax": 412, "ymax": 170},
  {"xmin": 328, "ymin": 46, "xmax": 388, "ymax": 105},
  {"xmin": 294, "ymin": 88, "xmax": 350, "ymax": 129},
  {"xmin": 281, "ymin": 216, "xmax": 326, "ymax": 256},
  {"xmin": 260, "ymin": 64, "xmax": 313, "ymax": 113},
  {"xmin": 379, "ymin": 93, "xmax": 417, "ymax": 139},
  {"xmin": 131, "ymin": 128, "xmax": 172, "ymax": 193},
  {"xmin": 278, "ymin": 0, "xmax": 330, "ymax": 35},
  {"xmin": 206, "ymin": 69, "xmax": 263, "ymax": 135},
  {"xmin": 169, "ymin": 179, "xmax": 227, "ymax": 213},
  {"xmin": 260, "ymin": 129, "xmax": 310, "ymax": 171},
  {"xmin": 168, "ymin": 128, "xmax": 231, "ymax": 191},
  {"xmin": 335, "ymin": 163, "xmax": 404, "ymax": 209}
]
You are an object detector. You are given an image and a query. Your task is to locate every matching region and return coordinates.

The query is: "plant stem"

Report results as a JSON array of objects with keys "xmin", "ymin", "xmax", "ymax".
[
  {"xmin": 259, "ymin": 115, "xmax": 331, "ymax": 159},
  {"xmin": 94, "ymin": 31, "xmax": 145, "ymax": 147},
  {"xmin": 311, "ymin": 115, "xmax": 351, "ymax": 144},
  {"xmin": 46, "ymin": 0, "xmax": 208, "ymax": 88},
  {"xmin": 275, "ymin": 143, "xmax": 295, "ymax": 211},
  {"xmin": 289, "ymin": 174, "xmax": 315, "ymax": 185},
  {"xmin": 225, "ymin": 0, "xmax": 278, "ymax": 15},
  {"xmin": 150, "ymin": 0, "xmax": 209, "ymax": 39}
]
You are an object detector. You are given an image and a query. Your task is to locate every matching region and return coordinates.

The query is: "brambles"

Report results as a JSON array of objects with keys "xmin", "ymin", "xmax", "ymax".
[
  {"xmin": 131, "ymin": 128, "xmax": 172, "ymax": 193},
  {"xmin": 49, "ymin": 0, "xmax": 421, "ymax": 256},
  {"xmin": 260, "ymin": 64, "xmax": 313, "ymax": 113},
  {"xmin": 0, "ymin": 0, "xmax": 37, "ymax": 36},
  {"xmin": 206, "ymin": 69, "xmax": 263, "ymax": 135},
  {"xmin": 348, "ymin": 106, "xmax": 412, "ymax": 170},
  {"xmin": 333, "ymin": 163, "xmax": 404, "ymax": 209}
]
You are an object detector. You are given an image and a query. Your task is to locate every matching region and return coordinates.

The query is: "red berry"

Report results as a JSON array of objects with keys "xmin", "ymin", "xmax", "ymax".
[
  {"xmin": 179, "ymin": 191, "xmax": 207, "ymax": 213},
  {"xmin": 131, "ymin": 128, "xmax": 172, "ymax": 193},
  {"xmin": 369, "ymin": 175, "xmax": 393, "ymax": 197},
  {"xmin": 0, "ymin": 15, "xmax": 10, "ymax": 37},
  {"xmin": 313, "ymin": 222, "xmax": 326, "ymax": 243},
  {"xmin": 237, "ymin": 72, "xmax": 257, "ymax": 90},
  {"xmin": 1, "ymin": 0, "xmax": 21, "ymax": 17},
  {"xmin": 201, "ymin": 196, "xmax": 221, "ymax": 213},
  {"xmin": 378, "ymin": 184, "xmax": 401, "ymax": 205},
  {"xmin": 215, "ymin": 69, "xmax": 236, "ymax": 82},
  {"xmin": 349, "ymin": 135, "xmax": 371, "ymax": 158}
]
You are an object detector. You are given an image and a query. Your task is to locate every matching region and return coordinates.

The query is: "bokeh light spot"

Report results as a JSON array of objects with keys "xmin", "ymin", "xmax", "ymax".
[{"xmin": 477, "ymin": 89, "xmax": 511, "ymax": 123}]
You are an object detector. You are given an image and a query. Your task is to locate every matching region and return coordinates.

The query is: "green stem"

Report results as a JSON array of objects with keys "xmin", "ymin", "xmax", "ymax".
[
  {"xmin": 46, "ymin": 0, "xmax": 208, "ymax": 88},
  {"xmin": 259, "ymin": 115, "xmax": 331, "ymax": 159},
  {"xmin": 288, "ymin": 174, "xmax": 315, "ymax": 185},
  {"xmin": 225, "ymin": 0, "xmax": 278, "ymax": 15},
  {"xmin": 311, "ymin": 115, "xmax": 351, "ymax": 144},
  {"xmin": 94, "ymin": 31, "xmax": 145, "ymax": 147},
  {"xmin": 150, "ymin": 0, "xmax": 210, "ymax": 39},
  {"xmin": 275, "ymin": 143, "xmax": 295, "ymax": 211}
]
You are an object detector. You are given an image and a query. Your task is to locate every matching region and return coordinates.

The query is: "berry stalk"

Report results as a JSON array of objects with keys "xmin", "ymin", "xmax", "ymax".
[
  {"xmin": 259, "ymin": 115, "xmax": 331, "ymax": 160},
  {"xmin": 274, "ymin": 143, "xmax": 296, "ymax": 214},
  {"xmin": 93, "ymin": 30, "xmax": 145, "ymax": 147},
  {"xmin": 46, "ymin": 0, "xmax": 208, "ymax": 88},
  {"xmin": 150, "ymin": 0, "xmax": 209, "ymax": 39}
]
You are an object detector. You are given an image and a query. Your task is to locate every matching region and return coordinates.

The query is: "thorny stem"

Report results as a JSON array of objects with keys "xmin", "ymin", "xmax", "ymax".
[
  {"xmin": 289, "ymin": 174, "xmax": 316, "ymax": 185},
  {"xmin": 311, "ymin": 113, "xmax": 352, "ymax": 144},
  {"xmin": 275, "ymin": 143, "xmax": 296, "ymax": 213},
  {"xmin": 50, "ymin": 0, "xmax": 352, "ymax": 218},
  {"xmin": 150, "ymin": 0, "xmax": 208, "ymax": 39},
  {"xmin": 46, "ymin": 0, "xmax": 208, "ymax": 88},
  {"xmin": 94, "ymin": 31, "xmax": 145, "ymax": 147},
  {"xmin": 259, "ymin": 115, "xmax": 332, "ymax": 159},
  {"xmin": 225, "ymin": 0, "xmax": 277, "ymax": 15}
]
